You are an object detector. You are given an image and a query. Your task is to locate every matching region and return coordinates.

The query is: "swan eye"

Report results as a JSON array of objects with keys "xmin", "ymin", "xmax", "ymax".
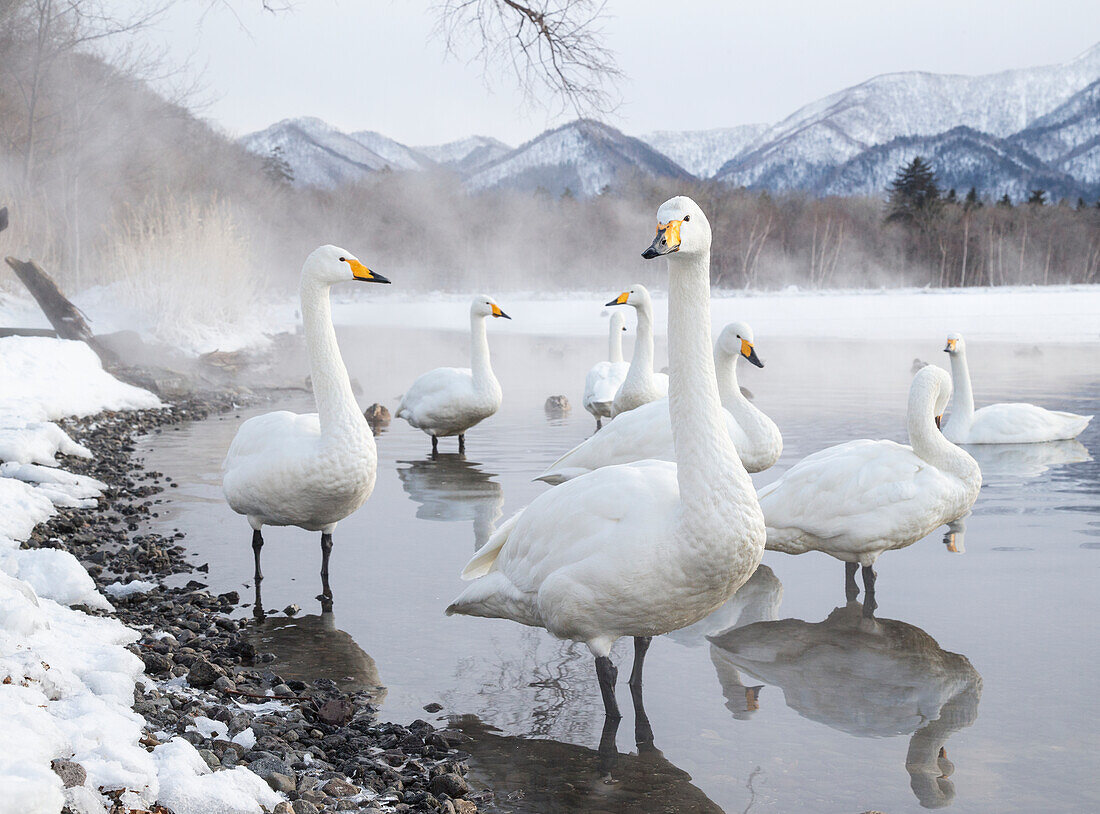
[
  {"xmin": 339, "ymin": 257, "xmax": 346, "ymax": 262},
  {"xmin": 683, "ymin": 215, "xmax": 691, "ymax": 222}
]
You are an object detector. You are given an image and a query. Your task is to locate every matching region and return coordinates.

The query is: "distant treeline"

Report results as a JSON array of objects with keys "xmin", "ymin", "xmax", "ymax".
[{"xmin": 2, "ymin": 4, "xmax": 1099, "ymax": 303}]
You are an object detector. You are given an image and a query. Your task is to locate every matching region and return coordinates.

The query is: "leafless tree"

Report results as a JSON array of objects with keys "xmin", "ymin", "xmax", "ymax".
[{"xmin": 434, "ymin": 0, "xmax": 621, "ymax": 116}]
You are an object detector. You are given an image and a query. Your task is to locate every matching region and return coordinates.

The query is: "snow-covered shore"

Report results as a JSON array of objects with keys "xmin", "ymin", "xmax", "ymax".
[{"xmin": 0, "ymin": 337, "xmax": 280, "ymax": 814}]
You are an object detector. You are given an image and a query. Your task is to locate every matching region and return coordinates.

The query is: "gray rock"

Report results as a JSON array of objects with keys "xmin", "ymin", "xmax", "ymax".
[
  {"xmin": 186, "ymin": 658, "xmax": 223, "ymax": 688},
  {"xmin": 198, "ymin": 749, "xmax": 220, "ymax": 771},
  {"xmin": 267, "ymin": 772, "xmax": 297, "ymax": 794},
  {"xmin": 214, "ymin": 676, "xmax": 236, "ymax": 693},
  {"xmin": 291, "ymin": 800, "xmax": 320, "ymax": 814},
  {"xmin": 429, "ymin": 772, "xmax": 469, "ymax": 798},
  {"xmin": 273, "ymin": 803, "xmax": 295, "ymax": 814},
  {"xmin": 247, "ymin": 756, "xmax": 292, "ymax": 781},
  {"xmin": 50, "ymin": 759, "xmax": 86, "ymax": 788},
  {"xmin": 320, "ymin": 777, "xmax": 359, "ymax": 797}
]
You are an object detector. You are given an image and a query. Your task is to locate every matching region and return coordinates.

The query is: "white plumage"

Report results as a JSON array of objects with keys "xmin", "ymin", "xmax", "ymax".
[
  {"xmin": 447, "ymin": 196, "xmax": 766, "ymax": 719},
  {"xmin": 222, "ymin": 245, "xmax": 389, "ymax": 586},
  {"xmin": 396, "ymin": 295, "xmax": 509, "ymax": 452},
  {"xmin": 607, "ymin": 284, "xmax": 668, "ymax": 416},
  {"xmin": 941, "ymin": 332, "xmax": 1092, "ymax": 444},
  {"xmin": 538, "ymin": 321, "xmax": 781, "ymax": 483},
  {"xmin": 759, "ymin": 365, "xmax": 981, "ymax": 602},
  {"xmin": 581, "ymin": 311, "xmax": 629, "ymax": 427}
]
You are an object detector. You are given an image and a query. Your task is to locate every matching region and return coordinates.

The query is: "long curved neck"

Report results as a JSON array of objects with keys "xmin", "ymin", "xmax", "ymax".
[
  {"xmin": 608, "ymin": 323, "xmax": 624, "ymax": 363},
  {"xmin": 470, "ymin": 312, "xmax": 494, "ymax": 389},
  {"xmin": 301, "ymin": 278, "xmax": 363, "ymax": 437},
  {"xmin": 714, "ymin": 346, "xmax": 743, "ymax": 408},
  {"xmin": 624, "ymin": 304, "xmax": 655, "ymax": 386},
  {"xmin": 947, "ymin": 351, "xmax": 975, "ymax": 423},
  {"xmin": 909, "ymin": 382, "xmax": 979, "ymax": 482},
  {"xmin": 668, "ymin": 254, "xmax": 752, "ymax": 505}
]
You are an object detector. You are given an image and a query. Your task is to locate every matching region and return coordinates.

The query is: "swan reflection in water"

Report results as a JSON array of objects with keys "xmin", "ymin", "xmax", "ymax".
[
  {"xmin": 965, "ymin": 439, "xmax": 1090, "ymax": 480},
  {"xmin": 450, "ymin": 711, "xmax": 723, "ymax": 814},
  {"xmin": 709, "ymin": 602, "xmax": 981, "ymax": 808},
  {"xmin": 397, "ymin": 453, "xmax": 504, "ymax": 551},
  {"xmin": 249, "ymin": 592, "xmax": 386, "ymax": 700}
]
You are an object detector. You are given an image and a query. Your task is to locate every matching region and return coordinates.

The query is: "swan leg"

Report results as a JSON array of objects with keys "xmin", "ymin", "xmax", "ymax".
[
  {"xmin": 862, "ymin": 564, "xmax": 877, "ymax": 616},
  {"xmin": 431, "ymin": 435, "xmax": 438, "ymax": 456},
  {"xmin": 252, "ymin": 576, "xmax": 265, "ymax": 621},
  {"xmin": 596, "ymin": 417, "xmax": 603, "ymax": 430},
  {"xmin": 458, "ymin": 434, "xmax": 466, "ymax": 453},
  {"xmin": 628, "ymin": 637, "xmax": 654, "ymax": 745},
  {"xmin": 597, "ymin": 712, "xmax": 621, "ymax": 783},
  {"xmin": 845, "ymin": 562, "xmax": 859, "ymax": 601},
  {"xmin": 320, "ymin": 533, "xmax": 334, "ymax": 599},
  {"xmin": 251, "ymin": 529, "xmax": 264, "ymax": 583},
  {"xmin": 595, "ymin": 656, "xmax": 621, "ymax": 721}
]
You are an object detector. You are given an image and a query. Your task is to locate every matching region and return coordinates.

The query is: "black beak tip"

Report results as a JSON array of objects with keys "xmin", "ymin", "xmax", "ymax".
[
  {"xmin": 500, "ymin": 312, "xmax": 511, "ymax": 320},
  {"xmin": 605, "ymin": 299, "xmax": 618, "ymax": 307},
  {"xmin": 641, "ymin": 247, "xmax": 659, "ymax": 259},
  {"xmin": 365, "ymin": 272, "xmax": 391, "ymax": 284}
]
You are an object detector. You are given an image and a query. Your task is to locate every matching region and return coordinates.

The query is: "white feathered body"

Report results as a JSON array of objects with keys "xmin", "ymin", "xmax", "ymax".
[
  {"xmin": 582, "ymin": 360, "xmax": 629, "ymax": 419},
  {"xmin": 943, "ymin": 402, "xmax": 1091, "ymax": 444},
  {"xmin": 396, "ymin": 367, "xmax": 501, "ymax": 438},
  {"xmin": 223, "ymin": 411, "xmax": 376, "ymax": 532},
  {"xmin": 611, "ymin": 370, "xmax": 668, "ymax": 416}
]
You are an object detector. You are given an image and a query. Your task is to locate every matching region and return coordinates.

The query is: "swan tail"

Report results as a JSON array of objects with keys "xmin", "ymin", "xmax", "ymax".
[
  {"xmin": 460, "ymin": 510, "xmax": 521, "ymax": 580},
  {"xmin": 534, "ymin": 467, "xmax": 589, "ymax": 485},
  {"xmin": 446, "ymin": 572, "xmax": 538, "ymax": 625}
]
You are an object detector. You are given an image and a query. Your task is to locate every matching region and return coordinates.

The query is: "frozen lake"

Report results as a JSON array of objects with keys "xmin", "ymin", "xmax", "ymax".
[{"xmin": 137, "ymin": 322, "xmax": 1100, "ymax": 813}]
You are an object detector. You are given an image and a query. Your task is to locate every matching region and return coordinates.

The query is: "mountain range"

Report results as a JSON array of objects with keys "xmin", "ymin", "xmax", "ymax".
[{"xmin": 242, "ymin": 44, "xmax": 1100, "ymax": 200}]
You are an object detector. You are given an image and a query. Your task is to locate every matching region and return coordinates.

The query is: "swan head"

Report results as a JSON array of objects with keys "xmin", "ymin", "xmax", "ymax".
[
  {"xmin": 605, "ymin": 283, "xmax": 652, "ymax": 310},
  {"xmin": 910, "ymin": 365, "xmax": 952, "ymax": 430},
  {"xmin": 943, "ymin": 332, "xmax": 965, "ymax": 356},
  {"xmin": 471, "ymin": 295, "xmax": 510, "ymax": 320},
  {"xmin": 642, "ymin": 195, "xmax": 711, "ymax": 259},
  {"xmin": 303, "ymin": 244, "xmax": 389, "ymax": 285},
  {"xmin": 717, "ymin": 322, "xmax": 764, "ymax": 368}
]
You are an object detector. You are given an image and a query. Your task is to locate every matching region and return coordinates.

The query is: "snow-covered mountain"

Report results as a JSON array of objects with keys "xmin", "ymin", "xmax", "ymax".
[
  {"xmin": 465, "ymin": 119, "xmax": 692, "ymax": 196},
  {"xmin": 1010, "ymin": 79, "xmax": 1100, "ymax": 186},
  {"xmin": 640, "ymin": 125, "xmax": 768, "ymax": 178},
  {"xmin": 715, "ymin": 44, "xmax": 1100, "ymax": 191},
  {"xmin": 416, "ymin": 136, "xmax": 512, "ymax": 173}
]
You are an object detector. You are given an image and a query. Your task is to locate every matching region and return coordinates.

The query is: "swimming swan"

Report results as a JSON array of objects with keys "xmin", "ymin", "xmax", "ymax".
[
  {"xmin": 608, "ymin": 284, "xmax": 668, "ymax": 416},
  {"xmin": 941, "ymin": 333, "xmax": 1092, "ymax": 444},
  {"xmin": 222, "ymin": 245, "xmax": 390, "ymax": 594},
  {"xmin": 447, "ymin": 196, "xmax": 766, "ymax": 720},
  {"xmin": 538, "ymin": 321, "xmax": 781, "ymax": 483},
  {"xmin": 396, "ymin": 295, "xmax": 510, "ymax": 454},
  {"xmin": 758, "ymin": 365, "xmax": 981, "ymax": 611},
  {"xmin": 582, "ymin": 311, "xmax": 629, "ymax": 429}
]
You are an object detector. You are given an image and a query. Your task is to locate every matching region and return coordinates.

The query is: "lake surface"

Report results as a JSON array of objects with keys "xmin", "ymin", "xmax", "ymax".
[{"xmin": 137, "ymin": 324, "xmax": 1100, "ymax": 813}]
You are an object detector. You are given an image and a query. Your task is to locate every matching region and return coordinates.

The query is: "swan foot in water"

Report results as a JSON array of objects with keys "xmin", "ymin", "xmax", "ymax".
[
  {"xmin": 431, "ymin": 436, "xmax": 439, "ymax": 456},
  {"xmin": 458, "ymin": 434, "xmax": 466, "ymax": 454},
  {"xmin": 845, "ymin": 562, "xmax": 859, "ymax": 601},
  {"xmin": 252, "ymin": 578, "xmax": 265, "ymax": 622},
  {"xmin": 252, "ymin": 530, "xmax": 264, "ymax": 583},
  {"xmin": 862, "ymin": 565, "xmax": 878, "ymax": 617},
  {"xmin": 597, "ymin": 713, "xmax": 621, "ymax": 783},
  {"xmin": 595, "ymin": 656, "xmax": 621, "ymax": 721}
]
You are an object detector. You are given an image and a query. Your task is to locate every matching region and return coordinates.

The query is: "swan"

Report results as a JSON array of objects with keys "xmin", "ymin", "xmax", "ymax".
[
  {"xmin": 222, "ymin": 245, "xmax": 390, "ymax": 594},
  {"xmin": 758, "ymin": 365, "xmax": 981, "ymax": 610},
  {"xmin": 447, "ymin": 196, "xmax": 766, "ymax": 720},
  {"xmin": 607, "ymin": 284, "xmax": 668, "ymax": 416},
  {"xmin": 537, "ymin": 321, "xmax": 781, "ymax": 483},
  {"xmin": 941, "ymin": 332, "xmax": 1092, "ymax": 444},
  {"xmin": 396, "ymin": 295, "xmax": 510, "ymax": 454},
  {"xmin": 582, "ymin": 312, "xmax": 629, "ymax": 428}
]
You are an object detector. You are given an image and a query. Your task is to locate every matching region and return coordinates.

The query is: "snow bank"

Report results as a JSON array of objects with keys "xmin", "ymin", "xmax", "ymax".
[{"xmin": 0, "ymin": 336, "xmax": 279, "ymax": 814}]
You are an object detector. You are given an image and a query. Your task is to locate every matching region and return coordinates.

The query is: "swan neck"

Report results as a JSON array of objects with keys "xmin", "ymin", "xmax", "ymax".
[
  {"xmin": 714, "ymin": 346, "xmax": 742, "ymax": 407},
  {"xmin": 470, "ymin": 312, "xmax": 494, "ymax": 388},
  {"xmin": 301, "ymin": 278, "xmax": 363, "ymax": 436},
  {"xmin": 909, "ymin": 379, "xmax": 978, "ymax": 481},
  {"xmin": 609, "ymin": 322, "xmax": 624, "ymax": 363},
  {"xmin": 948, "ymin": 351, "xmax": 975, "ymax": 423},
  {"xmin": 625, "ymin": 303, "xmax": 656, "ymax": 385}
]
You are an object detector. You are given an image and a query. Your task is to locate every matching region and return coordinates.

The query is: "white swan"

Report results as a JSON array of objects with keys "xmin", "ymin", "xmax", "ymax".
[
  {"xmin": 607, "ymin": 284, "xmax": 669, "ymax": 416},
  {"xmin": 396, "ymin": 295, "xmax": 510, "ymax": 454},
  {"xmin": 582, "ymin": 311, "xmax": 629, "ymax": 428},
  {"xmin": 222, "ymin": 245, "xmax": 390, "ymax": 592},
  {"xmin": 447, "ymin": 196, "xmax": 765, "ymax": 719},
  {"xmin": 942, "ymin": 332, "xmax": 1092, "ymax": 444},
  {"xmin": 537, "ymin": 321, "xmax": 782, "ymax": 483},
  {"xmin": 758, "ymin": 365, "xmax": 981, "ymax": 608}
]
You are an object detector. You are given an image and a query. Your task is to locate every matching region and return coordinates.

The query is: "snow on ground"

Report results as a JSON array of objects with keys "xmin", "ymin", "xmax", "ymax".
[{"xmin": 0, "ymin": 336, "xmax": 279, "ymax": 814}]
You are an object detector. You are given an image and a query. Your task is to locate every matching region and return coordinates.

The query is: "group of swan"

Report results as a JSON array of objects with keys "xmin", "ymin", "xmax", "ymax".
[
  {"xmin": 220, "ymin": 195, "xmax": 1092, "ymax": 723},
  {"xmin": 581, "ymin": 311, "xmax": 628, "ymax": 427}
]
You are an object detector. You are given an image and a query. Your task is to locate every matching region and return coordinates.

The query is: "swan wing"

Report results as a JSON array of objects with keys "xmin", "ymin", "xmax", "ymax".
[
  {"xmin": 966, "ymin": 403, "xmax": 1092, "ymax": 443},
  {"xmin": 223, "ymin": 411, "xmax": 320, "ymax": 470},
  {"xmin": 397, "ymin": 368, "xmax": 474, "ymax": 422}
]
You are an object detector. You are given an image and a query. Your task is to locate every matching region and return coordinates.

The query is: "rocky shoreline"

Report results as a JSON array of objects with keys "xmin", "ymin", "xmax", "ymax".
[{"xmin": 28, "ymin": 398, "xmax": 487, "ymax": 814}]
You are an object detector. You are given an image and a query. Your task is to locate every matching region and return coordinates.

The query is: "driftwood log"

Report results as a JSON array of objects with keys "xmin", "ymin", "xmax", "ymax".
[{"xmin": 4, "ymin": 256, "xmax": 115, "ymax": 364}]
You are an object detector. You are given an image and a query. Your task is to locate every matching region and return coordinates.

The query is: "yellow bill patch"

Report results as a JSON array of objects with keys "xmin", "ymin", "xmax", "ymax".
[
  {"xmin": 491, "ymin": 303, "xmax": 503, "ymax": 317},
  {"xmin": 740, "ymin": 339, "xmax": 754, "ymax": 358},
  {"xmin": 946, "ymin": 338, "xmax": 957, "ymax": 351},
  {"xmin": 612, "ymin": 292, "xmax": 629, "ymax": 305},
  {"xmin": 657, "ymin": 219, "xmax": 683, "ymax": 249},
  {"xmin": 347, "ymin": 258, "xmax": 375, "ymax": 280}
]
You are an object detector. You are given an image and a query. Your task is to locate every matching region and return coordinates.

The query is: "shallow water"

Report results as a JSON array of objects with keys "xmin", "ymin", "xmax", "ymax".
[{"xmin": 137, "ymin": 326, "xmax": 1100, "ymax": 813}]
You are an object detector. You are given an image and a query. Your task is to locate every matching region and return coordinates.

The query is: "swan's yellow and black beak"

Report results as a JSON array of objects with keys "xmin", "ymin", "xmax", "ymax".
[
  {"xmin": 642, "ymin": 219, "xmax": 683, "ymax": 259},
  {"xmin": 491, "ymin": 303, "xmax": 511, "ymax": 319},
  {"xmin": 347, "ymin": 258, "xmax": 390, "ymax": 284},
  {"xmin": 606, "ymin": 291, "xmax": 630, "ymax": 306},
  {"xmin": 935, "ymin": 414, "xmax": 943, "ymax": 430},
  {"xmin": 944, "ymin": 338, "xmax": 957, "ymax": 353},
  {"xmin": 741, "ymin": 339, "xmax": 764, "ymax": 368}
]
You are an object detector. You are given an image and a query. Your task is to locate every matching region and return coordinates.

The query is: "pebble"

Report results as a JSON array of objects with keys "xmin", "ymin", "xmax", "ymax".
[{"xmin": 50, "ymin": 759, "xmax": 86, "ymax": 788}]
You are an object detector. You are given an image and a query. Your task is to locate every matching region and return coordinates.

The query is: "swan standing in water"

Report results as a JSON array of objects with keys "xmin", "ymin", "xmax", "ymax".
[
  {"xmin": 396, "ymin": 295, "xmax": 510, "ymax": 454},
  {"xmin": 759, "ymin": 366, "xmax": 981, "ymax": 611},
  {"xmin": 942, "ymin": 332, "xmax": 1092, "ymax": 443},
  {"xmin": 582, "ymin": 311, "xmax": 629, "ymax": 429},
  {"xmin": 607, "ymin": 284, "xmax": 668, "ymax": 416},
  {"xmin": 538, "ymin": 321, "xmax": 781, "ymax": 483},
  {"xmin": 447, "ymin": 196, "xmax": 765, "ymax": 720},
  {"xmin": 222, "ymin": 245, "xmax": 390, "ymax": 596}
]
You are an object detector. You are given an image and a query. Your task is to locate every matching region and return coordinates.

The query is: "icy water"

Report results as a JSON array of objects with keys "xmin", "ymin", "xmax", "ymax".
[{"xmin": 137, "ymin": 325, "xmax": 1100, "ymax": 814}]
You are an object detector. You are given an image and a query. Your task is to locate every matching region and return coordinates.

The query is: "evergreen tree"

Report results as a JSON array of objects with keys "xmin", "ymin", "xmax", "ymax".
[
  {"xmin": 261, "ymin": 146, "xmax": 294, "ymax": 187},
  {"xmin": 964, "ymin": 187, "xmax": 982, "ymax": 210},
  {"xmin": 998, "ymin": 193, "xmax": 1013, "ymax": 208},
  {"xmin": 1077, "ymin": 197, "xmax": 1087, "ymax": 210},
  {"xmin": 1027, "ymin": 189, "xmax": 1047, "ymax": 206},
  {"xmin": 945, "ymin": 188, "xmax": 958, "ymax": 204},
  {"xmin": 886, "ymin": 156, "xmax": 942, "ymax": 225}
]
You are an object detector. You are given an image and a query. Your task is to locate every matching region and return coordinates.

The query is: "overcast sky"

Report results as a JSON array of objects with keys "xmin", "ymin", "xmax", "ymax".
[{"xmin": 140, "ymin": 0, "xmax": 1100, "ymax": 147}]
